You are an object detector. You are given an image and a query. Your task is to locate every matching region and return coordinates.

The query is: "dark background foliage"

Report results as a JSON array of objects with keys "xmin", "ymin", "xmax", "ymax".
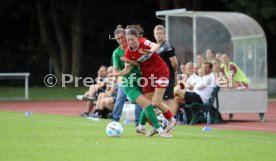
[{"xmin": 0, "ymin": 0, "xmax": 275, "ymax": 86}]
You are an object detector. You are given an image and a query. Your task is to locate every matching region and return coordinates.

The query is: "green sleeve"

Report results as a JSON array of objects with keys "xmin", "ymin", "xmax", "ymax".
[{"xmin": 112, "ymin": 49, "xmax": 120, "ymax": 70}]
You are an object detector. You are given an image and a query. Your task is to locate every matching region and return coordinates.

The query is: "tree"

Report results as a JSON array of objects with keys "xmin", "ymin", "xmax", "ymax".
[
  {"xmin": 71, "ymin": 0, "xmax": 82, "ymax": 77},
  {"xmin": 36, "ymin": 0, "xmax": 83, "ymax": 83},
  {"xmin": 36, "ymin": 0, "xmax": 61, "ymax": 79},
  {"xmin": 50, "ymin": 0, "xmax": 69, "ymax": 74}
]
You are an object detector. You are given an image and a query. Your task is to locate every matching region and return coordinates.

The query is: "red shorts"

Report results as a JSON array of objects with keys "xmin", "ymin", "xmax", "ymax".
[{"xmin": 141, "ymin": 72, "xmax": 169, "ymax": 94}]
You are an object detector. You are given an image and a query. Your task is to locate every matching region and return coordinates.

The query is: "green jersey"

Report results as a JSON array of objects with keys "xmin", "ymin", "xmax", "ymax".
[
  {"xmin": 112, "ymin": 46, "xmax": 125, "ymax": 71},
  {"xmin": 112, "ymin": 46, "xmax": 142, "ymax": 85}
]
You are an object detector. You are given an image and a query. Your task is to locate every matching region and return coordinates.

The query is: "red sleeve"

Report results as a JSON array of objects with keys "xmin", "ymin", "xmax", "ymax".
[
  {"xmin": 139, "ymin": 38, "xmax": 152, "ymax": 48},
  {"xmin": 230, "ymin": 64, "xmax": 238, "ymax": 75},
  {"xmin": 124, "ymin": 48, "xmax": 131, "ymax": 59}
]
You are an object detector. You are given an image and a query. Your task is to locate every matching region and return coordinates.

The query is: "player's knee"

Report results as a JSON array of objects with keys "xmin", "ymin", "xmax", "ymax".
[
  {"xmin": 105, "ymin": 98, "xmax": 114, "ymax": 107},
  {"xmin": 152, "ymin": 100, "xmax": 162, "ymax": 107}
]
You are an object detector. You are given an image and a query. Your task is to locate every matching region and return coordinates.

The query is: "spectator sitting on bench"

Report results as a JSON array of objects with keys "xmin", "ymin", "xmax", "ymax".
[
  {"xmin": 92, "ymin": 66, "xmax": 117, "ymax": 118},
  {"xmin": 172, "ymin": 62, "xmax": 216, "ymax": 115},
  {"xmin": 175, "ymin": 62, "xmax": 200, "ymax": 93},
  {"xmin": 220, "ymin": 53, "xmax": 249, "ymax": 89},
  {"xmin": 179, "ymin": 62, "xmax": 188, "ymax": 83},
  {"xmin": 80, "ymin": 65, "xmax": 108, "ymax": 117},
  {"xmin": 211, "ymin": 58, "xmax": 221, "ymax": 79},
  {"xmin": 211, "ymin": 58, "xmax": 228, "ymax": 88},
  {"xmin": 184, "ymin": 62, "xmax": 202, "ymax": 92},
  {"xmin": 196, "ymin": 54, "xmax": 206, "ymax": 67},
  {"xmin": 193, "ymin": 63, "xmax": 201, "ymax": 75},
  {"xmin": 175, "ymin": 62, "xmax": 189, "ymax": 91},
  {"xmin": 216, "ymin": 53, "xmax": 221, "ymax": 62},
  {"xmin": 205, "ymin": 49, "xmax": 215, "ymax": 61}
]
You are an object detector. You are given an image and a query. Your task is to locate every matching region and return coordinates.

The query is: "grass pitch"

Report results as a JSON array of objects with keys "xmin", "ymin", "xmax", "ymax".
[{"xmin": 0, "ymin": 111, "xmax": 276, "ymax": 161}]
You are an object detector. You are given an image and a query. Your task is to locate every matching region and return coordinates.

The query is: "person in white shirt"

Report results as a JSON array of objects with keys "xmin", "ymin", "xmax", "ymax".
[
  {"xmin": 172, "ymin": 62, "xmax": 215, "ymax": 115},
  {"xmin": 176, "ymin": 62, "xmax": 194, "ymax": 90},
  {"xmin": 193, "ymin": 64, "xmax": 216, "ymax": 103}
]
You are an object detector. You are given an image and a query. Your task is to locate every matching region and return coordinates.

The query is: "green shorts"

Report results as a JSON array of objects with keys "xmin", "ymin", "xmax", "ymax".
[{"xmin": 122, "ymin": 83, "xmax": 142, "ymax": 103}]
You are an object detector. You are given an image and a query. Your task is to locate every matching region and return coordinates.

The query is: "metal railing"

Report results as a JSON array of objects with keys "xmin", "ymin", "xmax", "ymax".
[{"xmin": 0, "ymin": 73, "xmax": 30, "ymax": 100}]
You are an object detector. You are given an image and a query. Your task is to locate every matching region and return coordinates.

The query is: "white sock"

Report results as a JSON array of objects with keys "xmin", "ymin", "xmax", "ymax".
[
  {"xmin": 169, "ymin": 117, "xmax": 176, "ymax": 121},
  {"xmin": 156, "ymin": 127, "xmax": 164, "ymax": 133},
  {"xmin": 138, "ymin": 124, "xmax": 145, "ymax": 129}
]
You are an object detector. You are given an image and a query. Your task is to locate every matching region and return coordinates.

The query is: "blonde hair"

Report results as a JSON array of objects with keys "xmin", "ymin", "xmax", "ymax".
[{"xmin": 154, "ymin": 24, "xmax": 166, "ymax": 33}]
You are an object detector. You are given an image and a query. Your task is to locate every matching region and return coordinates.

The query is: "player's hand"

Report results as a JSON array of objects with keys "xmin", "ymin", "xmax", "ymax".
[{"xmin": 120, "ymin": 56, "xmax": 131, "ymax": 63}]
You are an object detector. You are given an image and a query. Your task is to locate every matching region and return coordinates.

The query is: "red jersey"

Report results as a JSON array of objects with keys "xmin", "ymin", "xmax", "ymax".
[{"xmin": 124, "ymin": 38, "xmax": 169, "ymax": 77}]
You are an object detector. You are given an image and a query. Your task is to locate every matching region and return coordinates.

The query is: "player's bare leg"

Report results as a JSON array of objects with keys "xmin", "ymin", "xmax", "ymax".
[{"xmin": 152, "ymin": 88, "xmax": 176, "ymax": 134}]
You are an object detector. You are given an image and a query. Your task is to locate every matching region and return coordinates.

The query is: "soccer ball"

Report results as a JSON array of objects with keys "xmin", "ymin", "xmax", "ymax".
[{"xmin": 106, "ymin": 122, "xmax": 123, "ymax": 137}]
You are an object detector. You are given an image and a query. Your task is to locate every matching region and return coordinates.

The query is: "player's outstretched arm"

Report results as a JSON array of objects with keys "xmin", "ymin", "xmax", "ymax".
[
  {"xmin": 114, "ymin": 64, "xmax": 132, "ymax": 76},
  {"xmin": 149, "ymin": 42, "xmax": 160, "ymax": 53}
]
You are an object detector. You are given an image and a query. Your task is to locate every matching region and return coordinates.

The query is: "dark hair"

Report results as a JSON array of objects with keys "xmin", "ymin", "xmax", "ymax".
[
  {"xmin": 114, "ymin": 25, "xmax": 125, "ymax": 36},
  {"xmin": 204, "ymin": 61, "xmax": 213, "ymax": 69},
  {"xmin": 126, "ymin": 28, "xmax": 139, "ymax": 38},
  {"xmin": 207, "ymin": 48, "xmax": 215, "ymax": 54}
]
